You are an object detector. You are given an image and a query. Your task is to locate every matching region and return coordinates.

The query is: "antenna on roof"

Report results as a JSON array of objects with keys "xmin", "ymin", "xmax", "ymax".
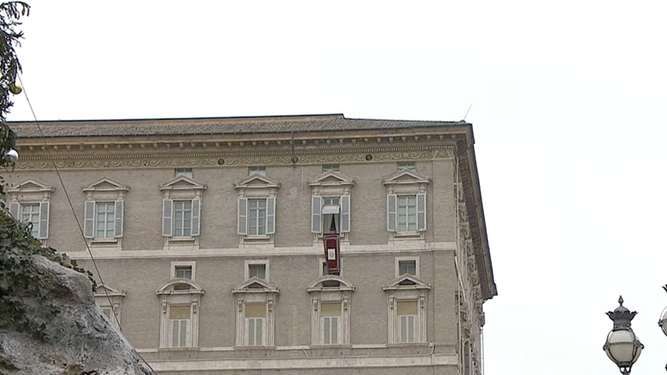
[{"xmin": 463, "ymin": 103, "xmax": 473, "ymax": 122}]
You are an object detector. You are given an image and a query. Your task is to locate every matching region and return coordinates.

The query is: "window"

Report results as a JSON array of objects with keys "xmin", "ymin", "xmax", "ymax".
[
  {"xmin": 175, "ymin": 168, "xmax": 193, "ymax": 178},
  {"xmin": 19, "ymin": 203, "xmax": 41, "ymax": 238},
  {"xmin": 398, "ymin": 259, "xmax": 417, "ymax": 276},
  {"xmin": 157, "ymin": 278, "xmax": 204, "ymax": 348},
  {"xmin": 384, "ymin": 274, "xmax": 430, "ymax": 344},
  {"xmin": 175, "ymin": 266, "xmax": 192, "ymax": 279},
  {"xmin": 307, "ymin": 275, "xmax": 354, "ymax": 345},
  {"xmin": 82, "ymin": 178, "xmax": 128, "ymax": 245},
  {"xmin": 249, "ymin": 166, "xmax": 267, "ymax": 176},
  {"xmin": 309, "ymin": 171, "xmax": 354, "ymax": 239},
  {"xmin": 245, "ymin": 304, "xmax": 267, "ymax": 346},
  {"xmin": 233, "ymin": 278, "xmax": 279, "ymax": 347},
  {"xmin": 321, "ymin": 303, "xmax": 341, "ymax": 344},
  {"xmin": 384, "ymin": 170, "xmax": 429, "ymax": 237},
  {"xmin": 7, "ymin": 179, "xmax": 54, "ymax": 241},
  {"xmin": 94, "ymin": 284, "xmax": 126, "ymax": 331},
  {"xmin": 84, "ymin": 200, "xmax": 123, "ymax": 239},
  {"xmin": 235, "ymin": 174, "xmax": 280, "ymax": 244},
  {"xmin": 396, "ymin": 301, "xmax": 417, "ymax": 343},
  {"xmin": 249, "ymin": 264, "xmax": 266, "ymax": 279},
  {"xmin": 398, "ymin": 161, "xmax": 416, "ymax": 171},
  {"xmin": 322, "ymin": 164, "xmax": 340, "ymax": 173},
  {"xmin": 160, "ymin": 176, "xmax": 206, "ymax": 248},
  {"xmin": 169, "ymin": 305, "xmax": 192, "ymax": 347}
]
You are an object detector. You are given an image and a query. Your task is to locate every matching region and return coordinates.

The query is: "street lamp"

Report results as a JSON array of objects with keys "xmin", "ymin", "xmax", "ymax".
[{"xmin": 603, "ymin": 296, "xmax": 643, "ymax": 374}]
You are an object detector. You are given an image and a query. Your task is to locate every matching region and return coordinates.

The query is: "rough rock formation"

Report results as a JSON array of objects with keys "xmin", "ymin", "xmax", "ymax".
[{"xmin": 0, "ymin": 256, "xmax": 154, "ymax": 375}]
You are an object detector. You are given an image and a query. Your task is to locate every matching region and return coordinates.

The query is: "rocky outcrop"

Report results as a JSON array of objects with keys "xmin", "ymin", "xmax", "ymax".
[{"xmin": 0, "ymin": 256, "xmax": 154, "ymax": 375}]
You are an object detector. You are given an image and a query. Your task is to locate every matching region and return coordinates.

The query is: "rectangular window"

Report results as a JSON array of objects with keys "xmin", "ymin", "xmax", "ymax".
[
  {"xmin": 245, "ymin": 304, "xmax": 266, "ymax": 346},
  {"xmin": 95, "ymin": 202, "xmax": 116, "ymax": 238},
  {"xmin": 321, "ymin": 303, "xmax": 341, "ymax": 344},
  {"xmin": 175, "ymin": 168, "xmax": 193, "ymax": 178},
  {"xmin": 248, "ymin": 199, "xmax": 267, "ymax": 235},
  {"xmin": 397, "ymin": 195, "xmax": 417, "ymax": 232},
  {"xmin": 173, "ymin": 200, "xmax": 193, "ymax": 237},
  {"xmin": 398, "ymin": 161, "xmax": 416, "ymax": 171},
  {"xmin": 169, "ymin": 305, "xmax": 191, "ymax": 347},
  {"xmin": 248, "ymin": 264, "xmax": 266, "ymax": 279},
  {"xmin": 175, "ymin": 266, "xmax": 192, "ymax": 279},
  {"xmin": 396, "ymin": 301, "xmax": 417, "ymax": 343},
  {"xmin": 249, "ymin": 166, "xmax": 267, "ymax": 176},
  {"xmin": 322, "ymin": 164, "xmax": 340, "ymax": 172},
  {"xmin": 398, "ymin": 260, "xmax": 417, "ymax": 276},
  {"xmin": 20, "ymin": 203, "xmax": 40, "ymax": 238}
]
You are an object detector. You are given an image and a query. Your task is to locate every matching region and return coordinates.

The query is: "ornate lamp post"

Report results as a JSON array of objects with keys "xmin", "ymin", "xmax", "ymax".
[{"xmin": 603, "ymin": 296, "xmax": 644, "ymax": 374}]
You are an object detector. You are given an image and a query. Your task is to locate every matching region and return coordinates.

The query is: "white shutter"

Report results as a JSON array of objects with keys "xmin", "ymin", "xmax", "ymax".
[
  {"xmin": 8, "ymin": 201, "xmax": 19, "ymax": 219},
  {"xmin": 162, "ymin": 199, "xmax": 173, "ymax": 237},
  {"xmin": 191, "ymin": 198, "xmax": 201, "ymax": 236},
  {"xmin": 311, "ymin": 196, "xmax": 322, "ymax": 233},
  {"xmin": 38, "ymin": 201, "xmax": 50, "ymax": 239},
  {"xmin": 237, "ymin": 198, "xmax": 247, "ymax": 235},
  {"xmin": 84, "ymin": 200, "xmax": 95, "ymax": 238},
  {"xmin": 417, "ymin": 193, "xmax": 426, "ymax": 231},
  {"xmin": 266, "ymin": 197, "xmax": 276, "ymax": 235},
  {"xmin": 387, "ymin": 194, "xmax": 397, "ymax": 232},
  {"xmin": 340, "ymin": 195, "xmax": 350, "ymax": 233},
  {"xmin": 114, "ymin": 200, "xmax": 124, "ymax": 238}
]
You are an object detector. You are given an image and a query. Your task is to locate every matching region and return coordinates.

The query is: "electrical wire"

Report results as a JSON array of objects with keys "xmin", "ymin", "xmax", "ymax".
[{"xmin": 16, "ymin": 74, "xmax": 156, "ymax": 374}]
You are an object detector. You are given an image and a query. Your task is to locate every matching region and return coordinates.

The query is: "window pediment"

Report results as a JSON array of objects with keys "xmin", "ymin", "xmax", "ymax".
[
  {"xmin": 94, "ymin": 284, "xmax": 126, "ymax": 298},
  {"xmin": 234, "ymin": 174, "xmax": 280, "ymax": 190},
  {"xmin": 233, "ymin": 277, "xmax": 279, "ymax": 294},
  {"xmin": 83, "ymin": 177, "xmax": 129, "ymax": 193},
  {"xmin": 383, "ymin": 275, "xmax": 431, "ymax": 291},
  {"xmin": 159, "ymin": 176, "xmax": 206, "ymax": 192},
  {"xmin": 383, "ymin": 170, "xmax": 430, "ymax": 187},
  {"xmin": 308, "ymin": 172, "xmax": 355, "ymax": 188},
  {"xmin": 156, "ymin": 279, "xmax": 205, "ymax": 295},
  {"xmin": 307, "ymin": 275, "xmax": 355, "ymax": 292},
  {"xmin": 7, "ymin": 178, "xmax": 54, "ymax": 194}
]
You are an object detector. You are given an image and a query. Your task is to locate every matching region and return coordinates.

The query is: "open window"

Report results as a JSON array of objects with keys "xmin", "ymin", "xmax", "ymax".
[
  {"xmin": 309, "ymin": 171, "xmax": 354, "ymax": 242},
  {"xmin": 234, "ymin": 174, "xmax": 280, "ymax": 246},
  {"xmin": 232, "ymin": 278, "xmax": 280, "ymax": 347},
  {"xmin": 6, "ymin": 179, "xmax": 54, "ymax": 241},
  {"xmin": 159, "ymin": 176, "xmax": 206, "ymax": 249},
  {"xmin": 383, "ymin": 274, "xmax": 431, "ymax": 344},
  {"xmin": 383, "ymin": 170, "xmax": 430, "ymax": 240},
  {"xmin": 307, "ymin": 275, "xmax": 354, "ymax": 345}
]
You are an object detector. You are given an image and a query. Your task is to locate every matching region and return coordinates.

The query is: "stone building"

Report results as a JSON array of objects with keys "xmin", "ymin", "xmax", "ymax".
[{"xmin": 6, "ymin": 114, "xmax": 497, "ymax": 374}]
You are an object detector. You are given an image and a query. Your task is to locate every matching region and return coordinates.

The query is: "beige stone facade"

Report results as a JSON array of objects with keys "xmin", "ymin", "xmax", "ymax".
[{"xmin": 7, "ymin": 114, "xmax": 496, "ymax": 374}]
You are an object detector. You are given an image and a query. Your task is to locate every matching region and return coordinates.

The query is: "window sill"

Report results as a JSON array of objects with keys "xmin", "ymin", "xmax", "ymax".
[{"xmin": 158, "ymin": 346, "xmax": 200, "ymax": 352}]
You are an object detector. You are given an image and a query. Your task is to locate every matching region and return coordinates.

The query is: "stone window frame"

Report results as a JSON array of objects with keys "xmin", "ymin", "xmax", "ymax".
[
  {"xmin": 383, "ymin": 170, "xmax": 430, "ymax": 240},
  {"xmin": 234, "ymin": 174, "xmax": 280, "ymax": 246},
  {"xmin": 6, "ymin": 178, "xmax": 54, "ymax": 241},
  {"xmin": 156, "ymin": 278, "xmax": 205, "ymax": 349},
  {"xmin": 82, "ymin": 177, "xmax": 129, "ymax": 248},
  {"xmin": 383, "ymin": 274, "xmax": 431, "ymax": 344},
  {"xmin": 395, "ymin": 256, "xmax": 420, "ymax": 278},
  {"xmin": 308, "ymin": 171, "xmax": 355, "ymax": 243},
  {"xmin": 307, "ymin": 275, "xmax": 354, "ymax": 346},
  {"xmin": 232, "ymin": 278, "xmax": 280, "ymax": 347},
  {"xmin": 159, "ymin": 175, "xmax": 207, "ymax": 249},
  {"xmin": 94, "ymin": 284, "xmax": 126, "ymax": 331}
]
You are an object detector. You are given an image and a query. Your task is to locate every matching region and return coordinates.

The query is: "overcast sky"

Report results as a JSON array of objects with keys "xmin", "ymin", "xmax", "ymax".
[{"xmin": 7, "ymin": 1, "xmax": 667, "ymax": 374}]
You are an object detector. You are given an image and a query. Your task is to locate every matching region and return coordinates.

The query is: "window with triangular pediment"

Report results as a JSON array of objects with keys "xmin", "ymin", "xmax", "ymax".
[
  {"xmin": 159, "ymin": 176, "xmax": 206, "ymax": 249},
  {"xmin": 7, "ymin": 179, "xmax": 54, "ymax": 240},
  {"xmin": 234, "ymin": 174, "xmax": 280, "ymax": 245}
]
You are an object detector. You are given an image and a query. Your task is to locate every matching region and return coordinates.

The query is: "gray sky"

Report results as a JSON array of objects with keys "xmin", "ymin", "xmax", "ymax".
[{"xmin": 8, "ymin": 1, "xmax": 667, "ymax": 374}]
